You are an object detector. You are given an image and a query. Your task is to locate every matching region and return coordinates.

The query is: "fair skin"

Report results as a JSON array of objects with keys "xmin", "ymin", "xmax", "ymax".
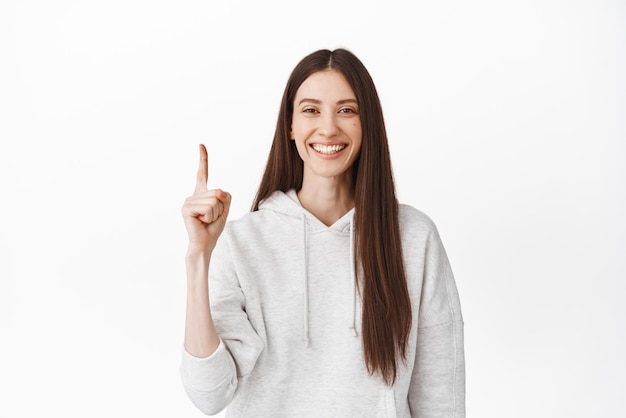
[
  {"xmin": 291, "ymin": 69, "xmax": 362, "ymax": 226},
  {"xmin": 182, "ymin": 69, "xmax": 362, "ymax": 357},
  {"xmin": 181, "ymin": 144, "xmax": 231, "ymax": 357}
]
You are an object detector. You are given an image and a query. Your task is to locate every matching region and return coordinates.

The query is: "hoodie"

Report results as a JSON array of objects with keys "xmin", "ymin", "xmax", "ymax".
[{"xmin": 180, "ymin": 190, "xmax": 465, "ymax": 417}]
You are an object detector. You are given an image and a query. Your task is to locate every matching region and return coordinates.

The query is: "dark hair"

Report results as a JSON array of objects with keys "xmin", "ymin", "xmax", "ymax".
[{"xmin": 252, "ymin": 48, "xmax": 411, "ymax": 385}]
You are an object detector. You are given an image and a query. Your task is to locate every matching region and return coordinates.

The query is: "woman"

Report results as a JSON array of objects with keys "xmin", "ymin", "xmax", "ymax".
[{"xmin": 180, "ymin": 48, "xmax": 465, "ymax": 417}]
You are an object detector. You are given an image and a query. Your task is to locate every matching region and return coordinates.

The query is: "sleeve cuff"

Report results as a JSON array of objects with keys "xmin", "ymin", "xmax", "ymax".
[
  {"xmin": 182, "ymin": 339, "xmax": 225, "ymax": 361},
  {"xmin": 180, "ymin": 339, "xmax": 237, "ymax": 392}
]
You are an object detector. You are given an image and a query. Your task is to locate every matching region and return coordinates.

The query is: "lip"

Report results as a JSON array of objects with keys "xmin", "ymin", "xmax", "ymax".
[{"xmin": 309, "ymin": 142, "xmax": 348, "ymax": 159}]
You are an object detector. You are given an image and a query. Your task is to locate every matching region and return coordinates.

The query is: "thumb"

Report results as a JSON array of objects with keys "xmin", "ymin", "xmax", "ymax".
[{"xmin": 218, "ymin": 190, "xmax": 232, "ymax": 221}]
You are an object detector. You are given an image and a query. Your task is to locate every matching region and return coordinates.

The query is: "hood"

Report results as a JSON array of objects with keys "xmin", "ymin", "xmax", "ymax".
[
  {"xmin": 258, "ymin": 189, "xmax": 358, "ymax": 348},
  {"xmin": 259, "ymin": 189, "xmax": 354, "ymax": 233}
]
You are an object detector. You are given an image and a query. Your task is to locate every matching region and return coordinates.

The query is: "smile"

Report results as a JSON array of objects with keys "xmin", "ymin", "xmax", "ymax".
[{"xmin": 311, "ymin": 144, "xmax": 346, "ymax": 154}]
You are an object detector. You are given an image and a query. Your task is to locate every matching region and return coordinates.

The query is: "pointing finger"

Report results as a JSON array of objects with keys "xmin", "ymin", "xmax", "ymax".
[{"xmin": 195, "ymin": 144, "xmax": 208, "ymax": 194}]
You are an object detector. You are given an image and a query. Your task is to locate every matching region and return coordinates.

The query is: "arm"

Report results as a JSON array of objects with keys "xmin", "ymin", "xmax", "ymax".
[
  {"xmin": 184, "ymin": 250, "xmax": 220, "ymax": 358},
  {"xmin": 181, "ymin": 144, "xmax": 231, "ymax": 358},
  {"xmin": 409, "ymin": 222, "xmax": 465, "ymax": 417},
  {"xmin": 181, "ymin": 238, "xmax": 264, "ymax": 416},
  {"xmin": 179, "ymin": 144, "xmax": 237, "ymax": 414}
]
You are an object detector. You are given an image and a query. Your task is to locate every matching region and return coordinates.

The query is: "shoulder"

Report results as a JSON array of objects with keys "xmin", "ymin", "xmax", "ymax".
[
  {"xmin": 397, "ymin": 203, "xmax": 449, "ymax": 254},
  {"xmin": 213, "ymin": 210, "xmax": 275, "ymax": 260},
  {"xmin": 220, "ymin": 206, "xmax": 300, "ymax": 249},
  {"xmin": 398, "ymin": 203, "xmax": 439, "ymax": 235},
  {"xmin": 225, "ymin": 209, "xmax": 267, "ymax": 228},
  {"xmin": 221, "ymin": 209, "xmax": 273, "ymax": 239}
]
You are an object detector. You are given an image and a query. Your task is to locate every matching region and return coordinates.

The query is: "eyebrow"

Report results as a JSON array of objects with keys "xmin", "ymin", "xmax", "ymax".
[{"xmin": 298, "ymin": 98, "xmax": 358, "ymax": 106}]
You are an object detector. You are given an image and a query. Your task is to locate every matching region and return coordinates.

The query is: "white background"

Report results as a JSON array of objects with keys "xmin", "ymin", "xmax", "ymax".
[{"xmin": 1, "ymin": 1, "xmax": 624, "ymax": 417}]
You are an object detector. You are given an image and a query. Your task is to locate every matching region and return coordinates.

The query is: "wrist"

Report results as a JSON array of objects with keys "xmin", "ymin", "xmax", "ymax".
[
  {"xmin": 186, "ymin": 244, "xmax": 213, "ymax": 259},
  {"xmin": 185, "ymin": 247, "xmax": 211, "ymax": 281}
]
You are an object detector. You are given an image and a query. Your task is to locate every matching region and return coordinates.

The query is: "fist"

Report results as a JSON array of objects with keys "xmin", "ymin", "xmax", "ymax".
[{"xmin": 181, "ymin": 144, "xmax": 232, "ymax": 253}]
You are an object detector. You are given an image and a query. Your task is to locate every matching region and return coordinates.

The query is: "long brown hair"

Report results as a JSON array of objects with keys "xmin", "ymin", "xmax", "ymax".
[{"xmin": 252, "ymin": 48, "xmax": 411, "ymax": 385}]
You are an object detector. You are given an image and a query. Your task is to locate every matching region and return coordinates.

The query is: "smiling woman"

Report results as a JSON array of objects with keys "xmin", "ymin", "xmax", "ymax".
[
  {"xmin": 179, "ymin": 48, "xmax": 465, "ymax": 417},
  {"xmin": 291, "ymin": 70, "xmax": 363, "ymax": 191}
]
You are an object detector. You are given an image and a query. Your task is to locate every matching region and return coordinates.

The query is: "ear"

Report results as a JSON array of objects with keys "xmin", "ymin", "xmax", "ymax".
[{"xmin": 290, "ymin": 129, "xmax": 295, "ymax": 140}]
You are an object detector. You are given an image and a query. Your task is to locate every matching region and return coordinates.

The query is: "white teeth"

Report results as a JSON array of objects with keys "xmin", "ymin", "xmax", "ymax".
[{"xmin": 312, "ymin": 144, "xmax": 346, "ymax": 154}]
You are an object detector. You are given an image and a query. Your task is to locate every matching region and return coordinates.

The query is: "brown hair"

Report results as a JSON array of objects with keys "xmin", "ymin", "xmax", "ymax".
[{"xmin": 252, "ymin": 48, "xmax": 411, "ymax": 385}]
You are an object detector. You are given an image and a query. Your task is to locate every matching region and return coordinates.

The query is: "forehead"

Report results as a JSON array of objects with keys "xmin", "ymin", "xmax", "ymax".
[{"xmin": 295, "ymin": 70, "xmax": 356, "ymax": 101}]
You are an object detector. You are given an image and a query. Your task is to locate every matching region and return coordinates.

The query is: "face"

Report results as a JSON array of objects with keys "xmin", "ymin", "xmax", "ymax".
[{"xmin": 290, "ymin": 69, "xmax": 362, "ymax": 183}]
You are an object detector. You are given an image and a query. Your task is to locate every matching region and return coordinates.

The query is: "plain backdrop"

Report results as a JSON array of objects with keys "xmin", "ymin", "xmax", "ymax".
[{"xmin": 1, "ymin": 1, "xmax": 624, "ymax": 417}]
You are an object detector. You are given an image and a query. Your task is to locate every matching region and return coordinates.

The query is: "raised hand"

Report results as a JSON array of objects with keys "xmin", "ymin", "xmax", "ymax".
[{"xmin": 181, "ymin": 144, "xmax": 232, "ymax": 254}]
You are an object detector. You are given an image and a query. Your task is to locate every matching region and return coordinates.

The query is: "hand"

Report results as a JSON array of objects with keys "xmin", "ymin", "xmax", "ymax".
[{"xmin": 181, "ymin": 144, "xmax": 232, "ymax": 254}]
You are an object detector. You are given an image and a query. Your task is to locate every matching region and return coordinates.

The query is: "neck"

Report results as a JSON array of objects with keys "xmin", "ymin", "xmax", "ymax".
[{"xmin": 297, "ymin": 174, "xmax": 354, "ymax": 227}]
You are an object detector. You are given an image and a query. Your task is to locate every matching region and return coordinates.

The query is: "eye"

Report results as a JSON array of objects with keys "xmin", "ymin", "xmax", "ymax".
[
  {"xmin": 338, "ymin": 107, "xmax": 357, "ymax": 114},
  {"xmin": 302, "ymin": 107, "xmax": 318, "ymax": 113}
]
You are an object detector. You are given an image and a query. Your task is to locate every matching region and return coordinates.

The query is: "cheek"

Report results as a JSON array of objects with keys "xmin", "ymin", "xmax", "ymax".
[
  {"xmin": 351, "ymin": 118, "xmax": 362, "ymax": 134},
  {"xmin": 294, "ymin": 141, "xmax": 308, "ymax": 161}
]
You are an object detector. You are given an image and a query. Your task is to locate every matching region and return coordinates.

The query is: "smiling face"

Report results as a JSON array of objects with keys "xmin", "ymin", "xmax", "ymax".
[{"xmin": 290, "ymin": 69, "xmax": 362, "ymax": 186}]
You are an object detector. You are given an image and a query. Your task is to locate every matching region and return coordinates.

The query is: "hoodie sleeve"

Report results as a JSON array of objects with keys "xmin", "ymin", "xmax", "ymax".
[
  {"xmin": 180, "ymin": 230, "xmax": 264, "ymax": 416},
  {"xmin": 409, "ymin": 220, "xmax": 465, "ymax": 418}
]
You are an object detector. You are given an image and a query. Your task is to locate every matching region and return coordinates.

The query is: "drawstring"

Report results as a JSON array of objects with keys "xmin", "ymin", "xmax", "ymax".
[
  {"xmin": 302, "ymin": 211, "xmax": 358, "ymax": 348},
  {"xmin": 302, "ymin": 214, "xmax": 310, "ymax": 348},
  {"xmin": 349, "ymin": 216, "xmax": 358, "ymax": 338}
]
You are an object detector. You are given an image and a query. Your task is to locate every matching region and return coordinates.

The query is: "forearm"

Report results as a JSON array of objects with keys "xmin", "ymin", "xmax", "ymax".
[
  {"xmin": 184, "ymin": 248, "xmax": 221, "ymax": 358},
  {"xmin": 410, "ymin": 321, "xmax": 465, "ymax": 417}
]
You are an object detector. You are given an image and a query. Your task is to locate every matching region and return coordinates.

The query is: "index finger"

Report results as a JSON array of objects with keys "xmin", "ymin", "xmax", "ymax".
[{"xmin": 194, "ymin": 144, "xmax": 208, "ymax": 193}]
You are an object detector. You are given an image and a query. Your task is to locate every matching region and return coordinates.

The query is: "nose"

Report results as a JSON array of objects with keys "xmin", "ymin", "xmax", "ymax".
[{"xmin": 317, "ymin": 113, "xmax": 340, "ymax": 138}]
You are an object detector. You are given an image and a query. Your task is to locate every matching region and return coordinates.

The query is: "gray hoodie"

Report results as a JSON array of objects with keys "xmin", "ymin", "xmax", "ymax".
[{"xmin": 180, "ymin": 190, "xmax": 465, "ymax": 417}]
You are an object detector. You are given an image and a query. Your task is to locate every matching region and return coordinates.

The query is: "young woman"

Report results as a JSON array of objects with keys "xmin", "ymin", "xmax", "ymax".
[{"xmin": 180, "ymin": 48, "xmax": 465, "ymax": 417}]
